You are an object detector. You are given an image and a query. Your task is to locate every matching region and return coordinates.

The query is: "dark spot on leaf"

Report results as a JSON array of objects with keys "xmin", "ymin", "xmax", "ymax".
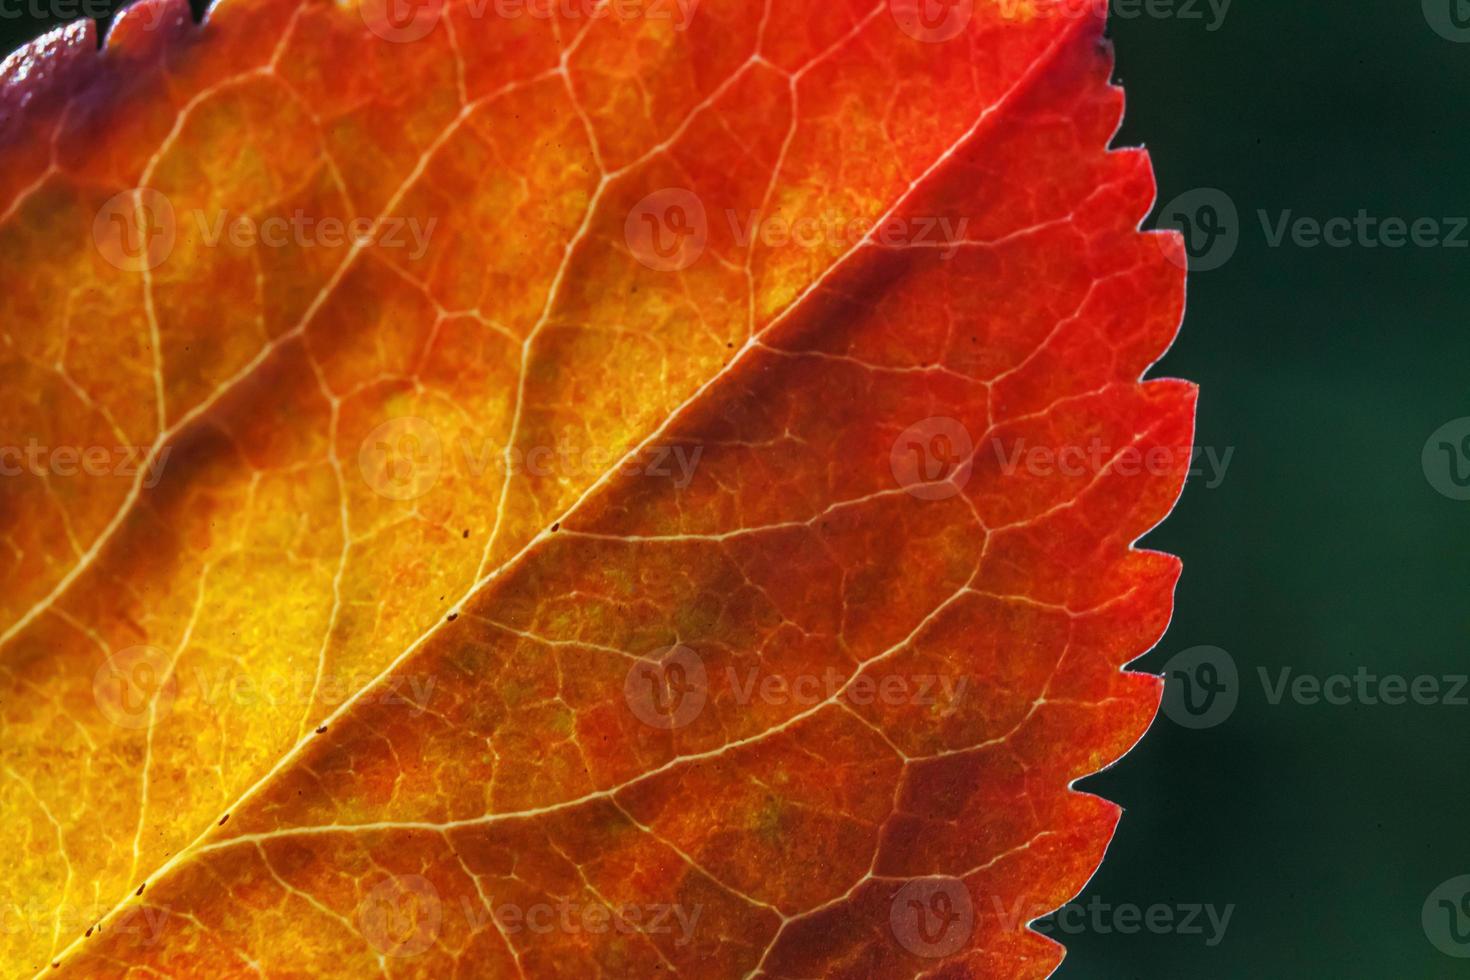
[
  {"xmin": 219, "ymin": 814, "xmax": 229, "ymax": 826},
  {"xmin": 447, "ymin": 613, "xmax": 458, "ymax": 621},
  {"xmin": 316, "ymin": 725, "xmax": 327, "ymax": 734}
]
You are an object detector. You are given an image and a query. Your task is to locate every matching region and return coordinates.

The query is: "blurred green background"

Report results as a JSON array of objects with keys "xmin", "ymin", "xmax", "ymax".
[
  {"xmin": 4, "ymin": 1, "xmax": 1467, "ymax": 976},
  {"xmin": 1079, "ymin": 0, "xmax": 1470, "ymax": 976}
]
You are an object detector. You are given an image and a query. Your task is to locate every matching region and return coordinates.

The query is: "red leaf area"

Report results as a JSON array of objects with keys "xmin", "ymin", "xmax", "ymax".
[{"xmin": 0, "ymin": 0, "xmax": 1190, "ymax": 976}]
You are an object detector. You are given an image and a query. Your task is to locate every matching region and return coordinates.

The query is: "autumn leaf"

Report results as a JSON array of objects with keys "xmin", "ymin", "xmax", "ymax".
[{"xmin": 0, "ymin": 0, "xmax": 1191, "ymax": 975}]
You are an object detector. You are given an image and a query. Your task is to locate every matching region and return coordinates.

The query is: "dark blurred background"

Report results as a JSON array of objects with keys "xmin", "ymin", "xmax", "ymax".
[
  {"xmin": 1084, "ymin": 0, "xmax": 1470, "ymax": 976},
  {"xmin": 4, "ymin": 1, "xmax": 1467, "ymax": 976}
]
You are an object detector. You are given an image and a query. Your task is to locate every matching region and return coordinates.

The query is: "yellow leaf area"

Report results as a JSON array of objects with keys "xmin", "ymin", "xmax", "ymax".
[{"xmin": 0, "ymin": 0, "xmax": 1190, "ymax": 975}]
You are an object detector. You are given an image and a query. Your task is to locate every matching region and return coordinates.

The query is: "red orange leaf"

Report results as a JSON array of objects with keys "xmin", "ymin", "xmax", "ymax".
[{"xmin": 0, "ymin": 0, "xmax": 1191, "ymax": 975}]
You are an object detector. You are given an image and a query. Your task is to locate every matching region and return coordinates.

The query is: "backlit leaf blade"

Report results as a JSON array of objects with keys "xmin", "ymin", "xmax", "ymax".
[{"xmin": 0, "ymin": 0, "xmax": 1190, "ymax": 975}]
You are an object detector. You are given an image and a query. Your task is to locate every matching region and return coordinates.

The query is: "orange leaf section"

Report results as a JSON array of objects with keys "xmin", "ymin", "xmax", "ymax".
[{"xmin": 0, "ymin": 0, "xmax": 1190, "ymax": 975}]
